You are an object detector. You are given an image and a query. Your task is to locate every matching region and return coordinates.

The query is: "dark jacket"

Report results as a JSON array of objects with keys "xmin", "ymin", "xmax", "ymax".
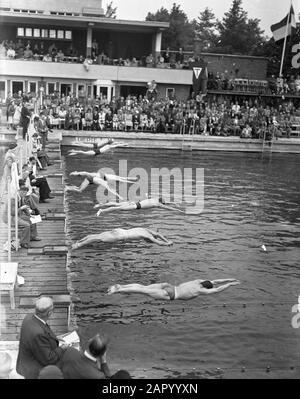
[
  {"xmin": 16, "ymin": 314, "xmax": 65, "ymax": 379},
  {"xmin": 61, "ymin": 347, "xmax": 106, "ymax": 379},
  {"xmin": 20, "ymin": 105, "xmax": 31, "ymax": 137}
]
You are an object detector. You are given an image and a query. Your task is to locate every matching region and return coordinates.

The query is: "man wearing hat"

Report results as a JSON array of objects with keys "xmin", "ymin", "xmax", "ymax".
[{"xmin": 16, "ymin": 297, "xmax": 69, "ymax": 379}]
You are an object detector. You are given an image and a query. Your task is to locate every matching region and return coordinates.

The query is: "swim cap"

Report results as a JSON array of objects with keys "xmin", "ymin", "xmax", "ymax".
[{"xmin": 201, "ymin": 280, "xmax": 213, "ymax": 289}]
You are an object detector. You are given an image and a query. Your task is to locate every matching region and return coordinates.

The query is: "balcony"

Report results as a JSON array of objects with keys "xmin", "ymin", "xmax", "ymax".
[{"xmin": 0, "ymin": 59, "xmax": 193, "ymax": 85}]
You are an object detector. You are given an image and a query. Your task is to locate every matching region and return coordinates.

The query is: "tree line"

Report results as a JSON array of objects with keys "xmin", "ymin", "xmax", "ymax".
[{"xmin": 105, "ymin": 0, "xmax": 300, "ymax": 76}]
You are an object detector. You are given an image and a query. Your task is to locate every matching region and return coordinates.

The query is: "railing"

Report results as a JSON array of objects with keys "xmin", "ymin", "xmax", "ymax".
[{"xmin": 2, "ymin": 122, "xmax": 35, "ymax": 259}]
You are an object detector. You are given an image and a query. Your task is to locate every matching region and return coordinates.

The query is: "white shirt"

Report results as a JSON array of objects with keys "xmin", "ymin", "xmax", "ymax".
[{"xmin": 84, "ymin": 350, "xmax": 97, "ymax": 363}]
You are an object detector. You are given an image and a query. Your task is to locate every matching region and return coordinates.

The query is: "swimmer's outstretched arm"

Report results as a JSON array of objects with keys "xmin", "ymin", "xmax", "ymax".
[
  {"xmin": 104, "ymin": 174, "xmax": 139, "ymax": 183},
  {"xmin": 70, "ymin": 171, "xmax": 96, "ymax": 178},
  {"xmin": 211, "ymin": 279, "xmax": 240, "ymax": 284},
  {"xmin": 68, "ymin": 150, "xmax": 96, "ymax": 156},
  {"xmin": 66, "ymin": 179, "xmax": 90, "ymax": 193},
  {"xmin": 94, "ymin": 201, "xmax": 130, "ymax": 209},
  {"xmin": 144, "ymin": 230, "xmax": 173, "ymax": 246},
  {"xmin": 96, "ymin": 179, "xmax": 124, "ymax": 201},
  {"xmin": 201, "ymin": 281, "xmax": 240, "ymax": 295},
  {"xmin": 72, "ymin": 234, "xmax": 103, "ymax": 249}
]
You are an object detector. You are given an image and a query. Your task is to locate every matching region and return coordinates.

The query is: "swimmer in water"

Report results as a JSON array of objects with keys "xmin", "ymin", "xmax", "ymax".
[
  {"xmin": 95, "ymin": 197, "xmax": 185, "ymax": 216},
  {"xmin": 107, "ymin": 279, "xmax": 240, "ymax": 300},
  {"xmin": 68, "ymin": 139, "xmax": 129, "ymax": 156},
  {"xmin": 71, "ymin": 228, "xmax": 173, "ymax": 249},
  {"xmin": 65, "ymin": 171, "xmax": 136, "ymax": 199}
]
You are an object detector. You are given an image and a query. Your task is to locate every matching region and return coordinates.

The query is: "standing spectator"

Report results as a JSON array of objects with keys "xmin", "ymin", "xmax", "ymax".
[
  {"xmin": 92, "ymin": 38, "xmax": 99, "ymax": 55},
  {"xmin": 176, "ymin": 48, "xmax": 184, "ymax": 65},
  {"xmin": 16, "ymin": 297, "xmax": 68, "ymax": 379},
  {"xmin": 20, "ymin": 101, "xmax": 31, "ymax": 139}
]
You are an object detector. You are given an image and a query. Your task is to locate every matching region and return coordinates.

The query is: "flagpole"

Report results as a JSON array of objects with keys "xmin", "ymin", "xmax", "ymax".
[{"xmin": 279, "ymin": 2, "xmax": 292, "ymax": 77}]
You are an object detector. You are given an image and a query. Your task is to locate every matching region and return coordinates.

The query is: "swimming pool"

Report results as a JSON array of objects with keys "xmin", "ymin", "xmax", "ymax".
[{"xmin": 63, "ymin": 147, "xmax": 300, "ymax": 378}]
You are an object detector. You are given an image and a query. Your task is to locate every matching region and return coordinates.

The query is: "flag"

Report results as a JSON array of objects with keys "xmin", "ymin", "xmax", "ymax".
[
  {"xmin": 192, "ymin": 59, "xmax": 208, "ymax": 94},
  {"xmin": 271, "ymin": 5, "xmax": 296, "ymax": 42}
]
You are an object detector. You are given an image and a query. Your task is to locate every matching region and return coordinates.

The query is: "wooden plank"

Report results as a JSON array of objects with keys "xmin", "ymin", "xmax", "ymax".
[{"xmin": 0, "ymin": 136, "xmax": 71, "ymax": 343}]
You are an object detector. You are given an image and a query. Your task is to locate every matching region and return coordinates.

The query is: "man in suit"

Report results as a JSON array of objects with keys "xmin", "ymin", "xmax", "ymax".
[
  {"xmin": 16, "ymin": 297, "xmax": 68, "ymax": 379},
  {"xmin": 61, "ymin": 333, "xmax": 131, "ymax": 379},
  {"xmin": 61, "ymin": 334, "xmax": 111, "ymax": 379},
  {"xmin": 20, "ymin": 101, "xmax": 31, "ymax": 140}
]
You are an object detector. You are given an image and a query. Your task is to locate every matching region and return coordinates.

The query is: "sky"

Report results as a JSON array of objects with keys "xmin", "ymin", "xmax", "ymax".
[{"xmin": 104, "ymin": 0, "xmax": 299, "ymax": 37}]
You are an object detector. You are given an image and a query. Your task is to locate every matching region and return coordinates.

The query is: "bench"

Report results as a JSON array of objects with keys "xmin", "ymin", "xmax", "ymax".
[{"xmin": 20, "ymin": 294, "xmax": 71, "ymax": 327}]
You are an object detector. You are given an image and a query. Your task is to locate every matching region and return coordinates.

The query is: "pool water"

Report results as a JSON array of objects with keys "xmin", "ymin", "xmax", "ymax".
[{"xmin": 63, "ymin": 147, "xmax": 300, "ymax": 378}]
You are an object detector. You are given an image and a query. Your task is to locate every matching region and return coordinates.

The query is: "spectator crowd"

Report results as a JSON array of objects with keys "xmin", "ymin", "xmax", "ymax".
[{"xmin": 4, "ymin": 89, "xmax": 299, "ymax": 139}]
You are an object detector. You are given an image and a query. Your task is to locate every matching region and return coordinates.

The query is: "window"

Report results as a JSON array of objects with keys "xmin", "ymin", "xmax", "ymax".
[
  {"xmin": 57, "ymin": 30, "xmax": 64, "ymax": 39},
  {"xmin": 100, "ymin": 87, "xmax": 108, "ymax": 97},
  {"xmin": 65, "ymin": 31, "xmax": 72, "ymax": 40},
  {"xmin": 29, "ymin": 82, "xmax": 37, "ymax": 93},
  {"xmin": 33, "ymin": 28, "xmax": 40, "ymax": 38},
  {"xmin": 17, "ymin": 27, "xmax": 24, "ymax": 37},
  {"xmin": 0, "ymin": 81, "xmax": 6, "ymax": 100},
  {"xmin": 49, "ymin": 30, "xmax": 56, "ymax": 39},
  {"xmin": 47, "ymin": 83, "xmax": 55, "ymax": 94},
  {"xmin": 166, "ymin": 88, "xmax": 175, "ymax": 98},
  {"xmin": 17, "ymin": 27, "xmax": 72, "ymax": 40},
  {"xmin": 41, "ymin": 29, "xmax": 48, "ymax": 38}
]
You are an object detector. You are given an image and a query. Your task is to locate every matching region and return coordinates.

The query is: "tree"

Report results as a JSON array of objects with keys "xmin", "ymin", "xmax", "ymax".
[
  {"xmin": 215, "ymin": 0, "xmax": 264, "ymax": 55},
  {"xmin": 146, "ymin": 3, "xmax": 194, "ymax": 50},
  {"xmin": 105, "ymin": 1, "xmax": 117, "ymax": 19},
  {"xmin": 194, "ymin": 8, "xmax": 218, "ymax": 51}
]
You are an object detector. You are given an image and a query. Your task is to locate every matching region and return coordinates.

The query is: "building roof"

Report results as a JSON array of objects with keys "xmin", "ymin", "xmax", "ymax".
[{"xmin": 0, "ymin": 10, "xmax": 169, "ymax": 32}]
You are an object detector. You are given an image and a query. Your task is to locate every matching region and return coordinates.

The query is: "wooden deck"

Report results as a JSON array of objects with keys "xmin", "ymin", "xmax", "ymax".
[{"xmin": 0, "ymin": 136, "xmax": 71, "ymax": 342}]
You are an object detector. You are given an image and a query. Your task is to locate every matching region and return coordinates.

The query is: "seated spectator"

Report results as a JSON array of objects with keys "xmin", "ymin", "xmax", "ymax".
[
  {"xmin": 61, "ymin": 333, "xmax": 131, "ymax": 379},
  {"xmin": 33, "ymin": 44, "xmax": 39, "ymax": 54},
  {"xmin": 56, "ymin": 49, "xmax": 64, "ymax": 62},
  {"xmin": 124, "ymin": 58, "xmax": 131, "ymax": 66},
  {"xmin": 156, "ymin": 54, "xmax": 164, "ymax": 67},
  {"xmin": 15, "ymin": 39, "xmax": 23, "ymax": 51},
  {"xmin": 131, "ymin": 57, "xmax": 138, "ymax": 67},
  {"xmin": 39, "ymin": 41, "xmax": 46, "ymax": 55},
  {"xmin": 175, "ymin": 48, "xmax": 184, "ymax": 65},
  {"xmin": 38, "ymin": 365, "xmax": 64, "ymax": 379},
  {"xmin": 66, "ymin": 43, "xmax": 78, "ymax": 57},
  {"xmin": 23, "ymin": 46, "xmax": 33, "ymax": 60},
  {"xmin": 7, "ymin": 47, "xmax": 15, "ymax": 59},
  {"xmin": 163, "ymin": 47, "xmax": 170, "ymax": 63},
  {"xmin": 146, "ymin": 53, "xmax": 154, "ymax": 67},
  {"xmin": 240, "ymin": 123, "xmax": 252, "ymax": 138},
  {"xmin": 16, "ymin": 297, "xmax": 68, "ymax": 378},
  {"xmin": 42, "ymin": 53, "xmax": 52, "ymax": 62},
  {"xmin": 25, "ymin": 161, "xmax": 54, "ymax": 203}
]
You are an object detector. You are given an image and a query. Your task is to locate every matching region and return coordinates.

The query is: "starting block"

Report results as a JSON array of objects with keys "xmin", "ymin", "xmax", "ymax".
[{"xmin": 0, "ymin": 263, "xmax": 18, "ymax": 309}]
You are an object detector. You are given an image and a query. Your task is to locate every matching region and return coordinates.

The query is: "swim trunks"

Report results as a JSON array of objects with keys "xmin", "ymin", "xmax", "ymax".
[
  {"xmin": 164, "ymin": 285, "xmax": 176, "ymax": 300},
  {"xmin": 93, "ymin": 143, "xmax": 101, "ymax": 156},
  {"xmin": 136, "ymin": 201, "xmax": 142, "ymax": 210}
]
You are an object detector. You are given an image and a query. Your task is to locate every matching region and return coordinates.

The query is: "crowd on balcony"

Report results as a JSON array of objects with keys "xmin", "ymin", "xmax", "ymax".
[
  {"xmin": 207, "ymin": 72, "xmax": 300, "ymax": 96},
  {"xmin": 4, "ymin": 88, "xmax": 298, "ymax": 139},
  {"xmin": 0, "ymin": 39, "xmax": 193, "ymax": 70}
]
